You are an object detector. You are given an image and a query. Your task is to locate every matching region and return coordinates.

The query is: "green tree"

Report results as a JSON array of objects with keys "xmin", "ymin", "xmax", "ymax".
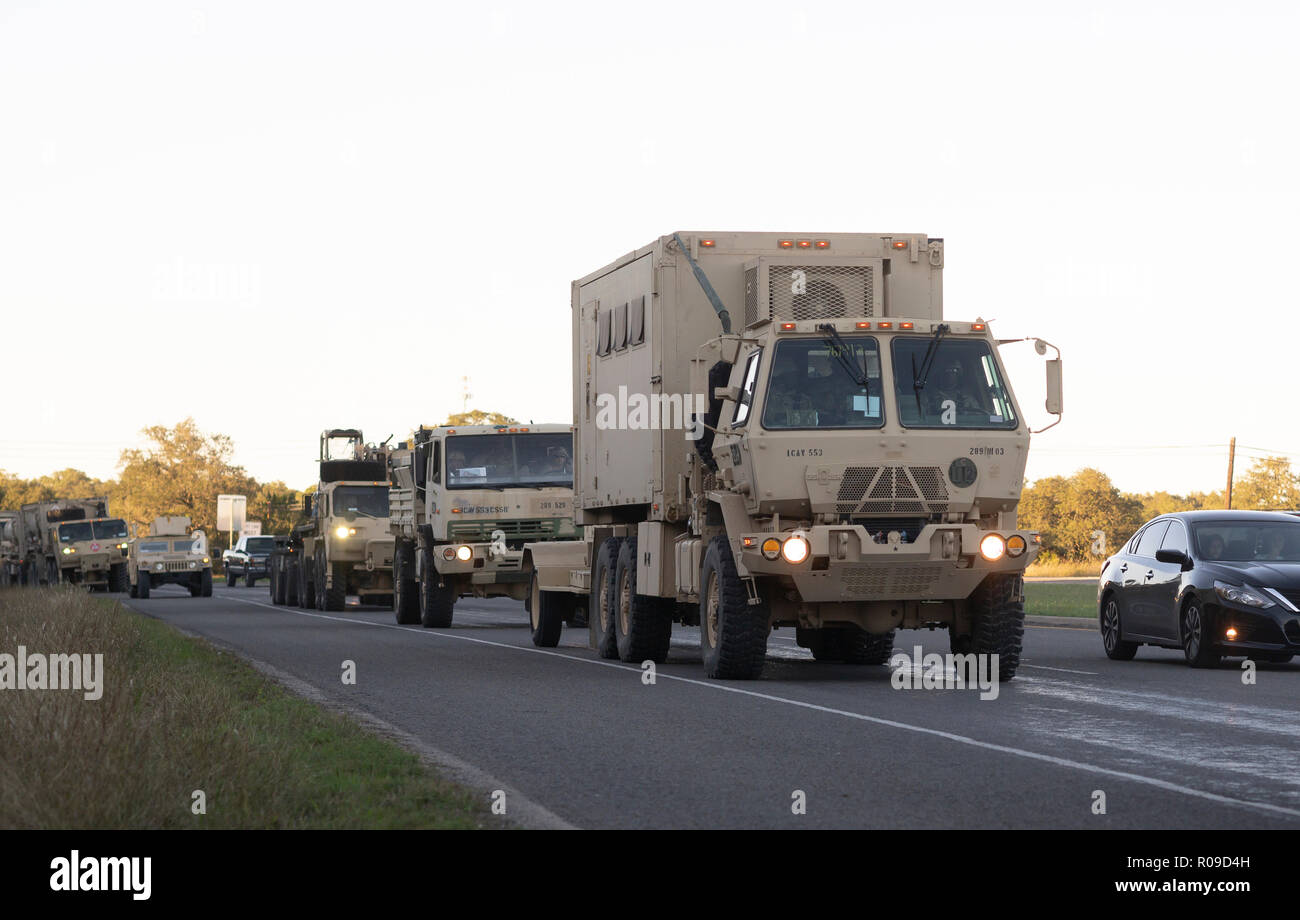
[
  {"xmin": 442, "ymin": 409, "xmax": 518, "ymax": 427},
  {"xmin": 116, "ymin": 419, "xmax": 256, "ymax": 551},
  {"xmin": 1019, "ymin": 468, "xmax": 1146, "ymax": 561},
  {"xmin": 1233, "ymin": 456, "xmax": 1300, "ymax": 510}
]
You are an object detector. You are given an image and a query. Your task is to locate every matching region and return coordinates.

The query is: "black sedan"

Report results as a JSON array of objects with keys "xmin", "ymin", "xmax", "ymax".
[{"xmin": 1097, "ymin": 510, "xmax": 1300, "ymax": 667}]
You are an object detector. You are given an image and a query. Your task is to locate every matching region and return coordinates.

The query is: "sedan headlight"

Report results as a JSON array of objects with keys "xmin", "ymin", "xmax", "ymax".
[{"xmin": 1214, "ymin": 581, "xmax": 1274, "ymax": 609}]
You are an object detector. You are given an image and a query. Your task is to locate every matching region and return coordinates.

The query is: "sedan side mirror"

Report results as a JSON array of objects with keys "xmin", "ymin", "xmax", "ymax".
[{"xmin": 1155, "ymin": 548, "xmax": 1193, "ymax": 570}]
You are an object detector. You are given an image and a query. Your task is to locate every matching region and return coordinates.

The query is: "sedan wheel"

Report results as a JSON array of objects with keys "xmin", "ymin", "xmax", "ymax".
[
  {"xmin": 1101, "ymin": 597, "xmax": 1138, "ymax": 661},
  {"xmin": 1181, "ymin": 601, "xmax": 1221, "ymax": 668}
]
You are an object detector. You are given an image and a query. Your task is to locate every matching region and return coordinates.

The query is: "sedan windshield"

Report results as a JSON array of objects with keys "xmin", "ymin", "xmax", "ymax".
[
  {"xmin": 1192, "ymin": 522, "xmax": 1300, "ymax": 562},
  {"xmin": 446, "ymin": 433, "xmax": 574, "ymax": 490},
  {"xmin": 332, "ymin": 486, "xmax": 389, "ymax": 518},
  {"xmin": 762, "ymin": 337, "xmax": 883, "ymax": 429},
  {"xmin": 892, "ymin": 337, "xmax": 1018, "ymax": 429}
]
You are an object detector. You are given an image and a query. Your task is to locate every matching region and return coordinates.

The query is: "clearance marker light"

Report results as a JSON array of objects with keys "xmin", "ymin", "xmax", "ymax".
[
  {"xmin": 877, "ymin": 322, "xmax": 893, "ymax": 330},
  {"xmin": 700, "ymin": 238, "xmax": 715, "ymax": 247},
  {"xmin": 797, "ymin": 240, "xmax": 812, "ymax": 249},
  {"xmin": 971, "ymin": 323, "xmax": 987, "ymax": 332},
  {"xmin": 856, "ymin": 322, "xmax": 871, "ymax": 329},
  {"xmin": 780, "ymin": 322, "xmax": 796, "ymax": 331},
  {"xmin": 778, "ymin": 240, "xmax": 794, "ymax": 249},
  {"xmin": 814, "ymin": 240, "xmax": 830, "ymax": 249},
  {"xmin": 900, "ymin": 322, "xmax": 915, "ymax": 330},
  {"xmin": 892, "ymin": 240, "xmax": 908, "ymax": 249}
]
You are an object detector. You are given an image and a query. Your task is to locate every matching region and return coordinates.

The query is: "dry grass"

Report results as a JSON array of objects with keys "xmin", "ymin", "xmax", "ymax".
[
  {"xmin": 0, "ymin": 587, "xmax": 491, "ymax": 829},
  {"xmin": 1024, "ymin": 559, "xmax": 1102, "ymax": 578}
]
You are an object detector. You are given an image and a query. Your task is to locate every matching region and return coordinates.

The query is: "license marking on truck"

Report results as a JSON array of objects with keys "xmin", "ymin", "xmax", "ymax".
[{"xmin": 785, "ymin": 448, "xmax": 824, "ymax": 457}]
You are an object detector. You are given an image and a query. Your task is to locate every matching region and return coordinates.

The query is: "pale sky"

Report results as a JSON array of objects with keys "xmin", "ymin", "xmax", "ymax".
[{"xmin": 2, "ymin": 1, "xmax": 1296, "ymax": 495}]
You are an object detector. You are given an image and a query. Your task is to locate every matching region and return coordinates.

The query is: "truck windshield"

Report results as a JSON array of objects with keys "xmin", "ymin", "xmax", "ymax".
[
  {"xmin": 92, "ymin": 519, "xmax": 128, "ymax": 540},
  {"xmin": 245, "ymin": 537, "xmax": 276, "ymax": 553},
  {"xmin": 332, "ymin": 486, "xmax": 389, "ymax": 518},
  {"xmin": 762, "ymin": 337, "xmax": 884, "ymax": 429},
  {"xmin": 173, "ymin": 539, "xmax": 195, "ymax": 553},
  {"xmin": 139, "ymin": 541, "xmax": 169, "ymax": 553},
  {"xmin": 58, "ymin": 523, "xmax": 94, "ymax": 542},
  {"xmin": 446, "ymin": 433, "xmax": 574, "ymax": 490},
  {"xmin": 892, "ymin": 338, "xmax": 1018, "ymax": 429}
]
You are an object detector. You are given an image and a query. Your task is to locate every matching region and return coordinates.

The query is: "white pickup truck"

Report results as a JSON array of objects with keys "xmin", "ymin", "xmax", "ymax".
[{"xmin": 222, "ymin": 534, "xmax": 278, "ymax": 587}]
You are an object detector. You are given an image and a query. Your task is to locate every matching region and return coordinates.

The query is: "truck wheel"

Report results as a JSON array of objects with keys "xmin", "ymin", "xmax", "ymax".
[
  {"xmin": 614, "ymin": 537, "xmax": 673, "ymax": 663},
  {"xmin": 245, "ymin": 571, "xmax": 256, "ymax": 588},
  {"xmin": 201, "ymin": 569, "xmax": 213, "ymax": 597},
  {"xmin": 319, "ymin": 551, "xmax": 345, "ymax": 611},
  {"xmin": 699, "ymin": 536, "xmax": 769, "ymax": 680},
  {"xmin": 839, "ymin": 626, "xmax": 894, "ymax": 665},
  {"xmin": 138, "ymin": 572, "xmax": 150, "ymax": 599},
  {"xmin": 393, "ymin": 543, "xmax": 420, "ymax": 625},
  {"xmin": 418, "ymin": 562, "xmax": 455, "ymax": 628},
  {"xmin": 968, "ymin": 573, "xmax": 1025, "ymax": 680},
  {"xmin": 798, "ymin": 627, "xmax": 843, "ymax": 661},
  {"xmin": 529, "ymin": 569, "xmax": 565, "ymax": 647},
  {"xmin": 589, "ymin": 537, "xmax": 623, "ymax": 659},
  {"xmin": 129, "ymin": 579, "xmax": 138, "ymax": 599},
  {"xmin": 109, "ymin": 563, "xmax": 128, "ymax": 593},
  {"xmin": 286, "ymin": 558, "xmax": 299, "ymax": 605},
  {"xmin": 299, "ymin": 558, "xmax": 316, "ymax": 609}
]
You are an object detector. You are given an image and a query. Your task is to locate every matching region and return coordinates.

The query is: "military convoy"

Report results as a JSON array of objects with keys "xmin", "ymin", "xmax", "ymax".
[
  {"xmin": 1, "ymin": 511, "xmax": 24, "ymax": 586},
  {"xmin": 523, "ymin": 232, "xmax": 1063, "ymax": 679},
  {"xmin": 267, "ymin": 429, "xmax": 395, "ymax": 611},
  {"xmin": 387, "ymin": 424, "xmax": 577, "ymax": 629},
  {"xmin": 128, "ymin": 516, "xmax": 213, "ymax": 598}
]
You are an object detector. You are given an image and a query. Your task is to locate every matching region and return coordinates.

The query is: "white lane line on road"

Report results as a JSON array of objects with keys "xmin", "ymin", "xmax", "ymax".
[
  {"xmin": 1019, "ymin": 664, "xmax": 1099, "ymax": 675},
  {"xmin": 222, "ymin": 596, "xmax": 1300, "ymax": 823}
]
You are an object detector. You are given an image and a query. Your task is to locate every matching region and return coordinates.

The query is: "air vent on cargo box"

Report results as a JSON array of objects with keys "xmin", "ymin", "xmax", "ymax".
[{"xmin": 744, "ymin": 261, "xmax": 876, "ymax": 327}]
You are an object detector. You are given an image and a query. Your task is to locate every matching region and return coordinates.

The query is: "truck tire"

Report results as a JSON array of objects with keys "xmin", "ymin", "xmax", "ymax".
[
  {"xmin": 418, "ymin": 558, "xmax": 455, "ymax": 628},
  {"xmin": 138, "ymin": 572, "xmax": 150, "ymax": 599},
  {"xmin": 285, "ymin": 558, "xmax": 299, "ymax": 605},
  {"xmin": 201, "ymin": 569, "xmax": 213, "ymax": 597},
  {"xmin": 699, "ymin": 536, "xmax": 769, "ymax": 680},
  {"xmin": 271, "ymin": 561, "xmax": 286, "ymax": 605},
  {"xmin": 245, "ymin": 571, "xmax": 256, "ymax": 588},
  {"xmin": 129, "ymin": 579, "xmax": 138, "ymax": 598},
  {"xmin": 967, "ymin": 573, "xmax": 1025, "ymax": 680},
  {"xmin": 393, "ymin": 543, "xmax": 420, "ymax": 625},
  {"xmin": 589, "ymin": 537, "xmax": 623, "ymax": 659},
  {"xmin": 109, "ymin": 563, "xmax": 128, "ymax": 593},
  {"xmin": 614, "ymin": 537, "xmax": 673, "ymax": 663},
  {"xmin": 529, "ymin": 569, "xmax": 565, "ymax": 648},
  {"xmin": 319, "ymin": 552, "xmax": 345, "ymax": 611},
  {"xmin": 299, "ymin": 558, "xmax": 316, "ymax": 609}
]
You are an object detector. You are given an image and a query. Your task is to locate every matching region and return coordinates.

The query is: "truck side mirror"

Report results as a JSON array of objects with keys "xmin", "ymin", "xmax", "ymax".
[
  {"xmin": 1044, "ymin": 358, "xmax": 1063, "ymax": 415},
  {"xmin": 713, "ymin": 385, "xmax": 741, "ymax": 402},
  {"xmin": 302, "ymin": 495, "xmax": 314, "ymax": 516}
]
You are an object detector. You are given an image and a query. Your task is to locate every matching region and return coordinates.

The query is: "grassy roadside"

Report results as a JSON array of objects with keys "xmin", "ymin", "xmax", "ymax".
[
  {"xmin": 0, "ymin": 588, "xmax": 492, "ymax": 829},
  {"xmin": 1024, "ymin": 559, "xmax": 1102, "ymax": 578},
  {"xmin": 1023, "ymin": 581, "xmax": 1097, "ymax": 619}
]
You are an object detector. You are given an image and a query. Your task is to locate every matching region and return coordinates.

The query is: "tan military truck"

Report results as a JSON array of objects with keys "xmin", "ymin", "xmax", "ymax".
[
  {"xmin": 128, "ymin": 516, "xmax": 213, "ymax": 598},
  {"xmin": 1, "ymin": 511, "xmax": 24, "ymax": 586},
  {"xmin": 388, "ymin": 424, "xmax": 577, "ymax": 631},
  {"xmin": 19, "ymin": 498, "xmax": 129, "ymax": 590},
  {"xmin": 526, "ymin": 232, "xmax": 1062, "ymax": 679},
  {"xmin": 272, "ymin": 429, "xmax": 395, "ymax": 611}
]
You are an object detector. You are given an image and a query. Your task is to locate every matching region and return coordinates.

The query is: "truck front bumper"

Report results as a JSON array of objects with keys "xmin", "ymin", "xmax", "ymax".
[
  {"xmin": 736, "ymin": 523, "xmax": 1039, "ymax": 604},
  {"xmin": 433, "ymin": 544, "xmax": 528, "ymax": 583}
]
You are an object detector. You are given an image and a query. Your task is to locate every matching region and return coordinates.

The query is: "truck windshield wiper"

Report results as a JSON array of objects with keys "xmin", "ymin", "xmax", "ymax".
[
  {"xmin": 816, "ymin": 323, "xmax": 871, "ymax": 395},
  {"xmin": 911, "ymin": 323, "xmax": 950, "ymax": 413}
]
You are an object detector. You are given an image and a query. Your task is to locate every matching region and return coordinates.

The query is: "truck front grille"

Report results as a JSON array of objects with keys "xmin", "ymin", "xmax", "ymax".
[
  {"xmin": 841, "ymin": 563, "xmax": 945, "ymax": 598},
  {"xmin": 837, "ymin": 466, "xmax": 948, "ymax": 514},
  {"xmin": 448, "ymin": 519, "xmax": 560, "ymax": 542}
]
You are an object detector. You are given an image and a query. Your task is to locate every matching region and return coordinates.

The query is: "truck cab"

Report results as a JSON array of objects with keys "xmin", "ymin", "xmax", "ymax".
[
  {"xmin": 389, "ymin": 423, "xmax": 576, "ymax": 628},
  {"xmin": 53, "ymin": 516, "xmax": 131, "ymax": 591}
]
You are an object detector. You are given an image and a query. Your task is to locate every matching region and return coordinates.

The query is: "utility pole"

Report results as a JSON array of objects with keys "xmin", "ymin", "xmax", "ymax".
[
  {"xmin": 1225, "ymin": 437, "xmax": 1236, "ymax": 510},
  {"xmin": 462, "ymin": 376, "xmax": 471, "ymax": 413}
]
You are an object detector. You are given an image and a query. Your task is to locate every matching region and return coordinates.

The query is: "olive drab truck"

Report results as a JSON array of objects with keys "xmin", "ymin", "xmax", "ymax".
[
  {"xmin": 128, "ymin": 516, "xmax": 213, "ymax": 598},
  {"xmin": 18, "ymin": 498, "xmax": 131, "ymax": 590},
  {"xmin": 268, "ymin": 429, "xmax": 395, "ymax": 611},
  {"xmin": 387, "ymin": 424, "xmax": 577, "ymax": 634},
  {"xmin": 525, "ymin": 231, "xmax": 1062, "ymax": 680}
]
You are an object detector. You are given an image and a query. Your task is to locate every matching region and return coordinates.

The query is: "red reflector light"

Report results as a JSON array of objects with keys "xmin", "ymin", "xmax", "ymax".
[
  {"xmin": 855, "ymin": 322, "xmax": 871, "ymax": 329},
  {"xmin": 900, "ymin": 322, "xmax": 914, "ymax": 330},
  {"xmin": 778, "ymin": 240, "xmax": 794, "ymax": 249},
  {"xmin": 877, "ymin": 322, "xmax": 893, "ymax": 329},
  {"xmin": 971, "ymin": 323, "xmax": 986, "ymax": 331},
  {"xmin": 892, "ymin": 240, "xmax": 908, "ymax": 249},
  {"xmin": 700, "ymin": 239, "xmax": 715, "ymax": 247},
  {"xmin": 780, "ymin": 322, "xmax": 796, "ymax": 331},
  {"xmin": 797, "ymin": 240, "xmax": 812, "ymax": 249},
  {"xmin": 814, "ymin": 240, "xmax": 829, "ymax": 249}
]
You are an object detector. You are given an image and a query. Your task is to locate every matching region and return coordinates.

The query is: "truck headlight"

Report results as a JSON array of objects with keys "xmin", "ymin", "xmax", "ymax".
[
  {"xmin": 1214, "ymin": 581, "xmax": 1273, "ymax": 609},
  {"xmin": 781, "ymin": 534, "xmax": 809, "ymax": 564},
  {"xmin": 154, "ymin": 562, "xmax": 164, "ymax": 571},
  {"xmin": 335, "ymin": 526, "xmax": 356, "ymax": 539},
  {"xmin": 979, "ymin": 534, "xmax": 1006, "ymax": 561},
  {"xmin": 455, "ymin": 545, "xmax": 473, "ymax": 562},
  {"xmin": 61, "ymin": 547, "xmax": 74, "ymax": 555}
]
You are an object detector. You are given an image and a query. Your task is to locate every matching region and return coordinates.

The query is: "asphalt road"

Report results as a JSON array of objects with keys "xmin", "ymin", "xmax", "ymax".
[{"xmin": 120, "ymin": 583, "xmax": 1300, "ymax": 829}]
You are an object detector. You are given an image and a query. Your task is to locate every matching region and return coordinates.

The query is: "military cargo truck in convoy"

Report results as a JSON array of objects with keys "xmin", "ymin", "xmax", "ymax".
[
  {"xmin": 1, "ymin": 511, "xmax": 23, "ymax": 586},
  {"xmin": 387, "ymin": 424, "xmax": 577, "ymax": 631},
  {"xmin": 268, "ymin": 429, "xmax": 394, "ymax": 611},
  {"xmin": 526, "ymin": 231, "xmax": 1062, "ymax": 679},
  {"xmin": 18, "ymin": 498, "xmax": 130, "ymax": 590},
  {"xmin": 128, "ymin": 516, "xmax": 212, "ymax": 598}
]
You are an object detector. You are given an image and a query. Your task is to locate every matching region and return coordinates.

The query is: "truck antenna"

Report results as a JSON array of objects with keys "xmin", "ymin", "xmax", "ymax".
[{"xmin": 672, "ymin": 232, "xmax": 732, "ymax": 334}]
